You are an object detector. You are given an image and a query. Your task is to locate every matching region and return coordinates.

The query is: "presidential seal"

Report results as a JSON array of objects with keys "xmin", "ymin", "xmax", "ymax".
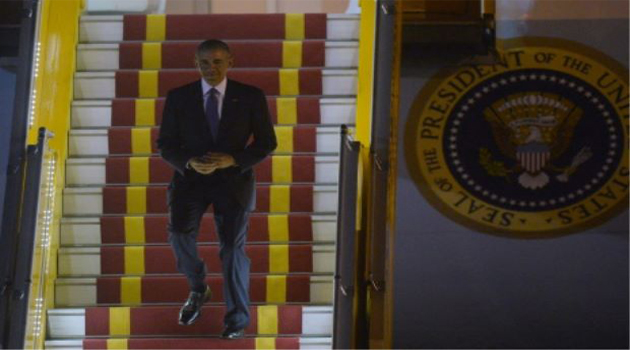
[{"xmin": 405, "ymin": 38, "xmax": 629, "ymax": 236}]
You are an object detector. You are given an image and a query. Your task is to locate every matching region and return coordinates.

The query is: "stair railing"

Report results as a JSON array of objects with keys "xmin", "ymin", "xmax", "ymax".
[
  {"xmin": 0, "ymin": 0, "xmax": 45, "ymax": 348},
  {"xmin": 3, "ymin": 127, "xmax": 56, "ymax": 349},
  {"xmin": 333, "ymin": 125, "xmax": 361, "ymax": 349}
]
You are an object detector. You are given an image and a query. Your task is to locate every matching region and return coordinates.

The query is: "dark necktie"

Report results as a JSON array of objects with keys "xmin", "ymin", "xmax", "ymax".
[{"xmin": 205, "ymin": 88, "xmax": 220, "ymax": 141}]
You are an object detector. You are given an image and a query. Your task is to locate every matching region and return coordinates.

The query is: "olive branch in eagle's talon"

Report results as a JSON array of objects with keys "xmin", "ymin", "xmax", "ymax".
[
  {"xmin": 479, "ymin": 147, "xmax": 513, "ymax": 181},
  {"xmin": 556, "ymin": 146, "xmax": 593, "ymax": 182}
]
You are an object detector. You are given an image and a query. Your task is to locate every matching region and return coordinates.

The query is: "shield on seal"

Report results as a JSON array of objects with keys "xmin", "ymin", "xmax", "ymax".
[{"xmin": 516, "ymin": 142, "xmax": 551, "ymax": 173}]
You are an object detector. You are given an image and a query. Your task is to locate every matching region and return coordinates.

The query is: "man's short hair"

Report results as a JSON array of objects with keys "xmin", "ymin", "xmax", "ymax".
[{"xmin": 196, "ymin": 39, "xmax": 231, "ymax": 57}]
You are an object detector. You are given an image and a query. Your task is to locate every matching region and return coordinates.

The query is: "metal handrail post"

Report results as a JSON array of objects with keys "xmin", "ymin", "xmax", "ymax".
[
  {"xmin": 333, "ymin": 125, "xmax": 361, "ymax": 349},
  {"xmin": 6, "ymin": 127, "xmax": 52, "ymax": 349}
]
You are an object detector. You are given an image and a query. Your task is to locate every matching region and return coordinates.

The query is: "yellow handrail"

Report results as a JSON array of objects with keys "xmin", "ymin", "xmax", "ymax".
[
  {"xmin": 25, "ymin": 0, "xmax": 84, "ymax": 348},
  {"xmin": 355, "ymin": 0, "xmax": 376, "ymax": 150},
  {"xmin": 22, "ymin": 131, "xmax": 57, "ymax": 349}
]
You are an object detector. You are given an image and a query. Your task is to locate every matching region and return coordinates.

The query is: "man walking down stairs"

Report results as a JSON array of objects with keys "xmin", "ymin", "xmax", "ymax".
[
  {"xmin": 46, "ymin": 10, "xmax": 359, "ymax": 350},
  {"xmin": 158, "ymin": 38, "xmax": 278, "ymax": 339}
]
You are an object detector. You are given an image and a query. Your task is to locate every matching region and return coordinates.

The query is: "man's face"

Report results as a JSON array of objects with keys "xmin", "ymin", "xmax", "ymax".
[{"xmin": 195, "ymin": 49, "xmax": 233, "ymax": 86}]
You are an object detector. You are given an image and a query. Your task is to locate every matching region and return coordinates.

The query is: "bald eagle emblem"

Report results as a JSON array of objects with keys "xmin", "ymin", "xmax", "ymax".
[{"xmin": 482, "ymin": 92, "xmax": 592, "ymax": 189}]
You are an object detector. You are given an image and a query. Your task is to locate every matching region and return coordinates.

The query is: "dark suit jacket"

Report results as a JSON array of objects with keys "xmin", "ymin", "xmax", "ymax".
[{"xmin": 157, "ymin": 79, "xmax": 277, "ymax": 212}]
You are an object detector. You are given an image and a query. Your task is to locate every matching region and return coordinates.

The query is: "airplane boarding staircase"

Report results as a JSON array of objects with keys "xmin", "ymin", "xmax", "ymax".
[{"xmin": 45, "ymin": 12, "xmax": 359, "ymax": 350}]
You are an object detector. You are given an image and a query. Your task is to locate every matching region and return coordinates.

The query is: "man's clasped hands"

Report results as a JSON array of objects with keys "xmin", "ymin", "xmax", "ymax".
[{"xmin": 189, "ymin": 152, "xmax": 236, "ymax": 175}]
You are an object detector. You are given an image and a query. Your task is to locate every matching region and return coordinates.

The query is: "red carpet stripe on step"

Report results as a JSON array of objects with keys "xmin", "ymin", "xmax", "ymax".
[
  {"xmin": 100, "ymin": 214, "xmax": 314, "ymax": 244},
  {"xmin": 111, "ymin": 99, "xmax": 135, "ymax": 126},
  {"xmin": 287, "ymin": 274, "xmax": 312, "ymax": 302},
  {"xmin": 115, "ymin": 69, "xmax": 323, "ymax": 98},
  {"xmin": 155, "ymin": 99, "xmax": 165, "ymax": 123},
  {"xmin": 84, "ymin": 307, "xmax": 109, "ymax": 336},
  {"xmin": 305, "ymin": 13, "xmax": 327, "ymax": 39},
  {"xmin": 291, "ymin": 186, "xmax": 314, "ymax": 212},
  {"xmin": 296, "ymin": 97, "xmax": 321, "ymax": 124},
  {"xmin": 298, "ymin": 69, "xmax": 323, "ymax": 95},
  {"xmin": 107, "ymin": 126, "xmax": 317, "ymax": 155},
  {"xmin": 105, "ymin": 157, "xmax": 130, "ymax": 184},
  {"xmin": 162, "ymin": 41, "xmax": 284, "ymax": 68},
  {"xmin": 122, "ymin": 14, "xmax": 326, "ymax": 40},
  {"xmin": 151, "ymin": 128, "xmax": 159, "ymax": 154},
  {"xmin": 111, "ymin": 99, "xmax": 165, "ymax": 127},
  {"xmin": 130, "ymin": 305, "xmax": 233, "ymax": 336},
  {"xmin": 118, "ymin": 41, "xmax": 326, "ymax": 69},
  {"xmin": 111, "ymin": 96, "xmax": 320, "ymax": 126},
  {"xmin": 293, "ymin": 127, "xmax": 317, "ymax": 152},
  {"xmin": 118, "ymin": 42, "xmax": 142, "ymax": 69},
  {"xmin": 107, "ymin": 128, "xmax": 158, "ymax": 155},
  {"xmin": 105, "ymin": 156, "xmax": 315, "ymax": 184},
  {"xmin": 100, "ymin": 245, "xmax": 313, "ymax": 274},
  {"xmin": 278, "ymin": 305, "xmax": 304, "ymax": 335},
  {"xmin": 101, "ymin": 217, "xmax": 125, "ymax": 244},
  {"xmin": 122, "ymin": 15, "xmax": 146, "ymax": 41},
  {"xmin": 115, "ymin": 71, "xmax": 139, "ymax": 99},
  {"xmin": 97, "ymin": 277, "xmax": 120, "ymax": 303},
  {"xmin": 287, "ymin": 214, "xmax": 316, "ymax": 242},
  {"xmin": 248, "ymin": 95, "xmax": 332, "ymax": 126},
  {"xmin": 85, "ymin": 305, "xmax": 303, "ymax": 336},
  {"xmin": 102, "ymin": 185, "xmax": 315, "ymax": 214},
  {"xmin": 148, "ymin": 157, "xmax": 169, "ymax": 183},
  {"xmin": 292, "ymin": 156, "xmax": 316, "ymax": 182},
  {"xmin": 256, "ymin": 157, "xmax": 272, "ymax": 183},
  {"xmin": 107, "ymin": 129, "xmax": 132, "ymax": 155},
  {"xmin": 257, "ymin": 186, "xmax": 270, "ymax": 212},
  {"xmin": 96, "ymin": 275, "xmax": 311, "ymax": 304},
  {"xmin": 85, "ymin": 338, "xmax": 301, "ymax": 350},
  {"xmin": 138, "ymin": 339, "xmax": 261, "ymax": 350},
  {"xmin": 302, "ymin": 40, "xmax": 326, "ymax": 67},
  {"xmin": 167, "ymin": 14, "xmax": 286, "ymax": 40}
]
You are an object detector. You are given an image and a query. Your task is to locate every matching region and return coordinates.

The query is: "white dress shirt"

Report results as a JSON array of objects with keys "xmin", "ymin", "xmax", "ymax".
[{"xmin": 201, "ymin": 77, "xmax": 227, "ymax": 119}]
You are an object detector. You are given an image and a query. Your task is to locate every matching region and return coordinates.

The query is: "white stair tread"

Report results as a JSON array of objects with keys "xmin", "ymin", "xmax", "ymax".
[
  {"xmin": 55, "ymin": 275, "xmax": 333, "ymax": 307},
  {"xmin": 300, "ymin": 337, "xmax": 333, "ymax": 349},
  {"xmin": 60, "ymin": 214, "xmax": 337, "ymax": 246},
  {"xmin": 44, "ymin": 340, "xmax": 83, "ymax": 350},
  {"xmin": 45, "ymin": 337, "xmax": 332, "ymax": 349},
  {"xmin": 66, "ymin": 155, "xmax": 340, "ymax": 186},
  {"xmin": 57, "ymin": 243, "xmax": 335, "ymax": 276},
  {"xmin": 77, "ymin": 42, "xmax": 359, "ymax": 71},
  {"xmin": 71, "ymin": 97, "xmax": 356, "ymax": 128},
  {"xmin": 79, "ymin": 14, "xmax": 359, "ymax": 43},
  {"xmin": 74, "ymin": 69, "xmax": 358, "ymax": 100},
  {"xmin": 68, "ymin": 127, "xmax": 345, "ymax": 157}
]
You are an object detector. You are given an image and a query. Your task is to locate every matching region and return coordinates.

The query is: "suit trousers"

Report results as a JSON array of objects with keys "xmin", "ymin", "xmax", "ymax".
[{"xmin": 167, "ymin": 178, "xmax": 251, "ymax": 329}]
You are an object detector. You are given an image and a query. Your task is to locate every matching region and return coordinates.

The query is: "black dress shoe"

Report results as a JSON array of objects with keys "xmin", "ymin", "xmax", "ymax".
[
  {"xmin": 221, "ymin": 326, "xmax": 245, "ymax": 340},
  {"xmin": 178, "ymin": 286, "xmax": 212, "ymax": 326}
]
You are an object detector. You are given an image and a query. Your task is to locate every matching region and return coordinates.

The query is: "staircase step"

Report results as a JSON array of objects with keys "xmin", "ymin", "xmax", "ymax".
[
  {"xmin": 123, "ymin": 13, "xmax": 328, "ymax": 41},
  {"xmin": 68, "ymin": 126, "xmax": 343, "ymax": 157},
  {"xmin": 79, "ymin": 14, "xmax": 359, "ymax": 43},
  {"xmin": 66, "ymin": 155, "xmax": 339, "ymax": 186},
  {"xmin": 61, "ymin": 214, "xmax": 336, "ymax": 246},
  {"xmin": 48, "ymin": 305, "xmax": 333, "ymax": 338},
  {"xmin": 71, "ymin": 97, "xmax": 356, "ymax": 128},
  {"xmin": 74, "ymin": 69, "xmax": 357, "ymax": 100},
  {"xmin": 47, "ymin": 337, "xmax": 332, "ymax": 349},
  {"xmin": 63, "ymin": 185, "xmax": 337, "ymax": 216},
  {"xmin": 58, "ymin": 244, "xmax": 335, "ymax": 276},
  {"xmin": 55, "ymin": 275, "xmax": 332, "ymax": 307},
  {"xmin": 77, "ymin": 41, "xmax": 358, "ymax": 71}
]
